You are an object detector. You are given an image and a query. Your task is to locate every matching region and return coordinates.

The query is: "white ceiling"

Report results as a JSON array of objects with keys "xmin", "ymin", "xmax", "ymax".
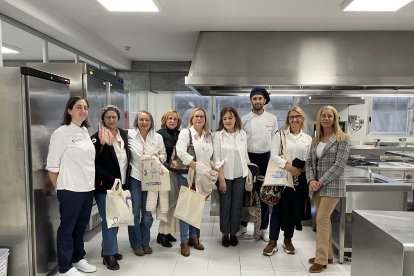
[{"xmin": 1, "ymin": 0, "xmax": 414, "ymax": 70}]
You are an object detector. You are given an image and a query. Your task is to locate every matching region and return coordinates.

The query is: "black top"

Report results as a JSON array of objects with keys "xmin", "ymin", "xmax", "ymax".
[
  {"xmin": 157, "ymin": 128, "xmax": 180, "ymax": 163},
  {"xmin": 91, "ymin": 128, "xmax": 131, "ymax": 193}
]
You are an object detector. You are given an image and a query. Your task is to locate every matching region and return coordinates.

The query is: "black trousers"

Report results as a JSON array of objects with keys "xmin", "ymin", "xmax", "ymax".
[{"xmin": 57, "ymin": 190, "xmax": 93, "ymax": 273}]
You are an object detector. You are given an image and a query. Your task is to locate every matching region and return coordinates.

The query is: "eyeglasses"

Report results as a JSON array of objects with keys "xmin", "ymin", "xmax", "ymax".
[
  {"xmin": 288, "ymin": 115, "xmax": 302, "ymax": 120},
  {"xmin": 167, "ymin": 116, "xmax": 178, "ymax": 121},
  {"xmin": 104, "ymin": 116, "xmax": 118, "ymax": 120},
  {"xmin": 194, "ymin": 115, "xmax": 205, "ymax": 119}
]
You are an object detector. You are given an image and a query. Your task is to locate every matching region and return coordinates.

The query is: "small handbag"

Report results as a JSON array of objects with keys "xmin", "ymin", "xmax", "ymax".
[
  {"xmin": 106, "ymin": 179, "xmax": 134, "ymax": 228},
  {"xmin": 173, "ymin": 185, "xmax": 205, "ymax": 228},
  {"xmin": 168, "ymin": 129, "xmax": 195, "ymax": 174},
  {"xmin": 259, "ymin": 185, "xmax": 283, "ymax": 205}
]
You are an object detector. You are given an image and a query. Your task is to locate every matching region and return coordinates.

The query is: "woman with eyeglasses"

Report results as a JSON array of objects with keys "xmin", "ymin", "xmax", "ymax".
[
  {"xmin": 155, "ymin": 110, "xmax": 182, "ymax": 247},
  {"xmin": 91, "ymin": 105, "xmax": 131, "ymax": 270},
  {"xmin": 306, "ymin": 105, "xmax": 350, "ymax": 273},
  {"xmin": 176, "ymin": 107, "xmax": 213, "ymax": 257},
  {"xmin": 128, "ymin": 111, "xmax": 166, "ymax": 257},
  {"xmin": 263, "ymin": 106, "xmax": 312, "ymax": 257},
  {"xmin": 46, "ymin": 96, "xmax": 97, "ymax": 275}
]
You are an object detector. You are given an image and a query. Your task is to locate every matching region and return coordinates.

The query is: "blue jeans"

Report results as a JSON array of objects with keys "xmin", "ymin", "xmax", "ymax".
[
  {"xmin": 94, "ymin": 193, "xmax": 119, "ymax": 255},
  {"xmin": 128, "ymin": 177, "xmax": 153, "ymax": 248},
  {"xmin": 177, "ymin": 174, "xmax": 198, "ymax": 243}
]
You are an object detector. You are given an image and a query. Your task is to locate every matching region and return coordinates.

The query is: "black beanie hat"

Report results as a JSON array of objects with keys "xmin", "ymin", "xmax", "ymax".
[{"xmin": 250, "ymin": 87, "xmax": 270, "ymax": 105}]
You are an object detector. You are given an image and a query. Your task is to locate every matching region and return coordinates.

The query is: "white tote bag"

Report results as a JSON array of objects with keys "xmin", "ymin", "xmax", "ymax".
[
  {"xmin": 140, "ymin": 156, "xmax": 170, "ymax": 191},
  {"xmin": 106, "ymin": 179, "xmax": 134, "ymax": 228},
  {"xmin": 263, "ymin": 131, "xmax": 294, "ymax": 188},
  {"xmin": 173, "ymin": 185, "xmax": 206, "ymax": 229}
]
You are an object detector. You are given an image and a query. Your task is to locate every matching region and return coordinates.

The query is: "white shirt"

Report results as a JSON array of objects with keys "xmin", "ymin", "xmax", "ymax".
[
  {"xmin": 128, "ymin": 128, "xmax": 166, "ymax": 181},
  {"xmin": 46, "ymin": 123, "xmax": 95, "ymax": 192},
  {"xmin": 176, "ymin": 127, "xmax": 213, "ymax": 166},
  {"xmin": 113, "ymin": 130, "xmax": 128, "ymax": 184},
  {"xmin": 270, "ymin": 128, "xmax": 312, "ymax": 168},
  {"xmin": 242, "ymin": 110, "xmax": 278, "ymax": 153},
  {"xmin": 316, "ymin": 142, "xmax": 326, "ymax": 158},
  {"xmin": 213, "ymin": 129, "xmax": 250, "ymax": 179}
]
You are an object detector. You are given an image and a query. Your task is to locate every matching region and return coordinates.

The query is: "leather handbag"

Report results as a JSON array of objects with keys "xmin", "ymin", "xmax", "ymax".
[
  {"xmin": 259, "ymin": 185, "xmax": 283, "ymax": 205},
  {"xmin": 168, "ymin": 129, "xmax": 195, "ymax": 174},
  {"xmin": 106, "ymin": 179, "xmax": 134, "ymax": 228}
]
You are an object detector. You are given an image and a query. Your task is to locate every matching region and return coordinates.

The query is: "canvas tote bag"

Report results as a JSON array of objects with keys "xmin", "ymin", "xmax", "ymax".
[
  {"xmin": 173, "ymin": 185, "xmax": 205, "ymax": 229},
  {"xmin": 106, "ymin": 179, "xmax": 134, "ymax": 228},
  {"xmin": 141, "ymin": 156, "xmax": 170, "ymax": 191},
  {"xmin": 263, "ymin": 131, "xmax": 294, "ymax": 188}
]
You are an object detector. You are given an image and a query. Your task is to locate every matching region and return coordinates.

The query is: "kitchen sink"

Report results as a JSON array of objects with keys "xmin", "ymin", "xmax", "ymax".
[{"xmin": 346, "ymin": 177, "xmax": 387, "ymax": 183}]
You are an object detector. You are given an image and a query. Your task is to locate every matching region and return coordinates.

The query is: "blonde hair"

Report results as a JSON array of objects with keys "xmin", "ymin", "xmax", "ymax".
[
  {"xmin": 313, "ymin": 105, "xmax": 348, "ymax": 145},
  {"xmin": 188, "ymin": 107, "xmax": 210, "ymax": 135},
  {"xmin": 284, "ymin": 106, "xmax": 306, "ymax": 130},
  {"xmin": 160, "ymin": 109, "xmax": 182, "ymax": 130}
]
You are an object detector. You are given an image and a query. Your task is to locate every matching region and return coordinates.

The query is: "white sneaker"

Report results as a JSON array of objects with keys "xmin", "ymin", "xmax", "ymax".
[
  {"xmin": 73, "ymin": 259, "xmax": 97, "ymax": 273},
  {"xmin": 236, "ymin": 226, "xmax": 247, "ymax": 237},
  {"xmin": 59, "ymin": 267, "xmax": 86, "ymax": 276},
  {"xmin": 260, "ymin": 230, "xmax": 269, "ymax": 242}
]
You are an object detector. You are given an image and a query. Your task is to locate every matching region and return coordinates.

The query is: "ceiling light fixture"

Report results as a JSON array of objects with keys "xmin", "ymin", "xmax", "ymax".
[
  {"xmin": 97, "ymin": 0, "xmax": 159, "ymax": 12},
  {"xmin": 2, "ymin": 44, "xmax": 20, "ymax": 54},
  {"xmin": 342, "ymin": 0, "xmax": 413, "ymax": 11}
]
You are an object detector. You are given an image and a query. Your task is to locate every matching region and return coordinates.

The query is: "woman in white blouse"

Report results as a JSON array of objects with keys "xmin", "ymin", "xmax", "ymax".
[
  {"xmin": 263, "ymin": 106, "xmax": 312, "ymax": 257},
  {"xmin": 213, "ymin": 107, "xmax": 250, "ymax": 248},
  {"xmin": 128, "ymin": 111, "xmax": 166, "ymax": 257},
  {"xmin": 176, "ymin": 107, "xmax": 213, "ymax": 257}
]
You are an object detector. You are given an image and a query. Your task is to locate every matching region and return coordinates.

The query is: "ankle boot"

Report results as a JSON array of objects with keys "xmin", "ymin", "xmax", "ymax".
[
  {"xmin": 103, "ymin": 255, "xmax": 119, "ymax": 270},
  {"xmin": 180, "ymin": 243, "xmax": 190, "ymax": 257},
  {"xmin": 189, "ymin": 237, "xmax": 204, "ymax": 250}
]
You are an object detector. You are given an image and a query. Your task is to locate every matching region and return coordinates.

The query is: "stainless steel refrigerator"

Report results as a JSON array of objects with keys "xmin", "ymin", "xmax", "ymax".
[{"xmin": 0, "ymin": 67, "xmax": 70, "ymax": 276}]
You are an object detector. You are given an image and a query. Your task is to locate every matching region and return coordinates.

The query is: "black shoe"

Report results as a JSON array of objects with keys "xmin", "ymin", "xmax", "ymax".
[
  {"xmin": 222, "ymin": 235, "xmax": 230, "ymax": 247},
  {"xmin": 229, "ymin": 235, "xmax": 238, "ymax": 246},
  {"xmin": 103, "ymin": 255, "xmax": 119, "ymax": 270},
  {"xmin": 101, "ymin": 249, "xmax": 123, "ymax": 261},
  {"xmin": 157, "ymin": 233, "xmax": 172, "ymax": 248},
  {"xmin": 165, "ymin": 234, "xmax": 177, "ymax": 242}
]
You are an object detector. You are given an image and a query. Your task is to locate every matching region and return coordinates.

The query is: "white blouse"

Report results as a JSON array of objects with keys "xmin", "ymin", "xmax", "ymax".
[
  {"xmin": 113, "ymin": 130, "xmax": 128, "ymax": 184},
  {"xmin": 176, "ymin": 126, "xmax": 213, "ymax": 167},
  {"xmin": 270, "ymin": 127, "xmax": 312, "ymax": 168},
  {"xmin": 128, "ymin": 128, "xmax": 166, "ymax": 181},
  {"xmin": 316, "ymin": 142, "xmax": 327, "ymax": 158},
  {"xmin": 213, "ymin": 129, "xmax": 250, "ymax": 179}
]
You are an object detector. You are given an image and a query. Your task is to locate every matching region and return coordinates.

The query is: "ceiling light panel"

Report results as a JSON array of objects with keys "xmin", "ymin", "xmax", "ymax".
[
  {"xmin": 97, "ymin": 0, "xmax": 159, "ymax": 12},
  {"xmin": 342, "ymin": 0, "xmax": 413, "ymax": 11},
  {"xmin": 2, "ymin": 44, "xmax": 20, "ymax": 54}
]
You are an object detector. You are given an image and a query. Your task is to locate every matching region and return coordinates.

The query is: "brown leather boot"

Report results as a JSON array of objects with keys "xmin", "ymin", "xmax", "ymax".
[
  {"xmin": 308, "ymin": 257, "xmax": 332, "ymax": 265},
  {"xmin": 189, "ymin": 237, "xmax": 204, "ymax": 250},
  {"xmin": 262, "ymin": 240, "xmax": 277, "ymax": 256},
  {"xmin": 309, "ymin": 263, "xmax": 326, "ymax": 273},
  {"xmin": 180, "ymin": 243, "xmax": 190, "ymax": 257}
]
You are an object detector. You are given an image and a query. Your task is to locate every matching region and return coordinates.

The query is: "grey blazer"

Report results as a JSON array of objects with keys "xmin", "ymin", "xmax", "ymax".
[{"xmin": 306, "ymin": 135, "xmax": 350, "ymax": 198}]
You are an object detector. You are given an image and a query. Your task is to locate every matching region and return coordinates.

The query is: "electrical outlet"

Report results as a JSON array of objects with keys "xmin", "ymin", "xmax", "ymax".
[{"xmin": 348, "ymin": 115, "xmax": 357, "ymax": 122}]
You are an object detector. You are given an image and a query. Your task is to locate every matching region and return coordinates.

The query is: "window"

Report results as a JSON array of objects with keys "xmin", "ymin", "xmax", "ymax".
[{"xmin": 369, "ymin": 97, "xmax": 411, "ymax": 134}]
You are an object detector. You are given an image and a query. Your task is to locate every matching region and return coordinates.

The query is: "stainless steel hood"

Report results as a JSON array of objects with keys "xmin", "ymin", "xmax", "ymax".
[{"xmin": 185, "ymin": 31, "xmax": 414, "ymax": 96}]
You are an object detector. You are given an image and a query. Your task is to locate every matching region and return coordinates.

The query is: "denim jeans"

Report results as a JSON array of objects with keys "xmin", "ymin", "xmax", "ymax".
[
  {"xmin": 177, "ymin": 174, "xmax": 198, "ymax": 243},
  {"xmin": 218, "ymin": 177, "xmax": 245, "ymax": 235},
  {"xmin": 94, "ymin": 193, "xmax": 119, "ymax": 255},
  {"xmin": 128, "ymin": 177, "xmax": 153, "ymax": 248}
]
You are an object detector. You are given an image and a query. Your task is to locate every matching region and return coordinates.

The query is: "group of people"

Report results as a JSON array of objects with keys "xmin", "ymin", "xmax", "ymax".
[{"xmin": 46, "ymin": 86, "xmax": 350, "ymax": 276}]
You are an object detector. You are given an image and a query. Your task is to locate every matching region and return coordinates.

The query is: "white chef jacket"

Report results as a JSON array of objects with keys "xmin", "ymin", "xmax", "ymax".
[
  {"xmin": 242, "ymin": 110, "xmax": 278, "ymax": 153},
  {"xmin": 270, "ymin": 128, "xmax": 312, "ymax": 168},
  {"xmin": 213, "ymin": 129, "xmax": 250, "ymax": 179},
  {"xmin": 128, "ymin": 128, "xmax": 166, "ymax": 181},
  {"xmin": 46, "ymin": 123, "xmax": 95, "ymax": 192},
  {"xmin": 176, "ymin": 127, "xmax": 213, "ymax": 166}
]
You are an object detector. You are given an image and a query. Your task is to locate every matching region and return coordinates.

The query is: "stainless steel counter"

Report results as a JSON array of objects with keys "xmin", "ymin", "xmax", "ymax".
[{"xmin": 351, "ymin": 210, "xmax": 414, "ymax": 276}]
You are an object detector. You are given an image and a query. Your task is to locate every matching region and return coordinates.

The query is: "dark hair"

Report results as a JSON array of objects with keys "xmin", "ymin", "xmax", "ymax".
[
  {"xmin": 134, "ymin": 110, "xmax": 154, "ymax": 131},
  {"xmin": 101, "ymin": 105, "xmax": 121, "ymax": 122},
  {"xmin": 61, "ymin": 96, "xmax": 90, "ymax": 128},
  {"xmin": 217, "ymin": 107, "xmax": 242, "ymax": 131}
]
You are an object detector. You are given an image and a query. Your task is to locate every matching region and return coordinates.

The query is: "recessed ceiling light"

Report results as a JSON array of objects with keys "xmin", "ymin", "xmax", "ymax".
[
  {"xmin": 342, "ymin": 0, "xmax": 413, "ymax": 11},
  {"xmin": 97, "ymin": 0, "xmax": 159, "ymax": 12},
  {"xmin": 2, "ymin": 44, "xmax": 20, "ymax": 54}
]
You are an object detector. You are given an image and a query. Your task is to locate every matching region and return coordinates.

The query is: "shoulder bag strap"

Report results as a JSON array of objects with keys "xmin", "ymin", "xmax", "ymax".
[{"xmin": 188, "ymin": 128, "xmax": 196, "ymax": 162}]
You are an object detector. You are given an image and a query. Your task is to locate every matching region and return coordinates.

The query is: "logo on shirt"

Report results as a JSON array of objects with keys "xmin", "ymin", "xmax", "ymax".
[
  {"xmin": 91, "ymin": 138, "xmax": 97, "ymax": 144},
  {"xmin": 72, "ymin": 138, "xmax": 83, "ymax": 143}
]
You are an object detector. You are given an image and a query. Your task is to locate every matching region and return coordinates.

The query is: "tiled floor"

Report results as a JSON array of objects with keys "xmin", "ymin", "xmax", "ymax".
[{"xmin": 73, "ymin": 202, "xmax": 351, "ymax": 276}]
